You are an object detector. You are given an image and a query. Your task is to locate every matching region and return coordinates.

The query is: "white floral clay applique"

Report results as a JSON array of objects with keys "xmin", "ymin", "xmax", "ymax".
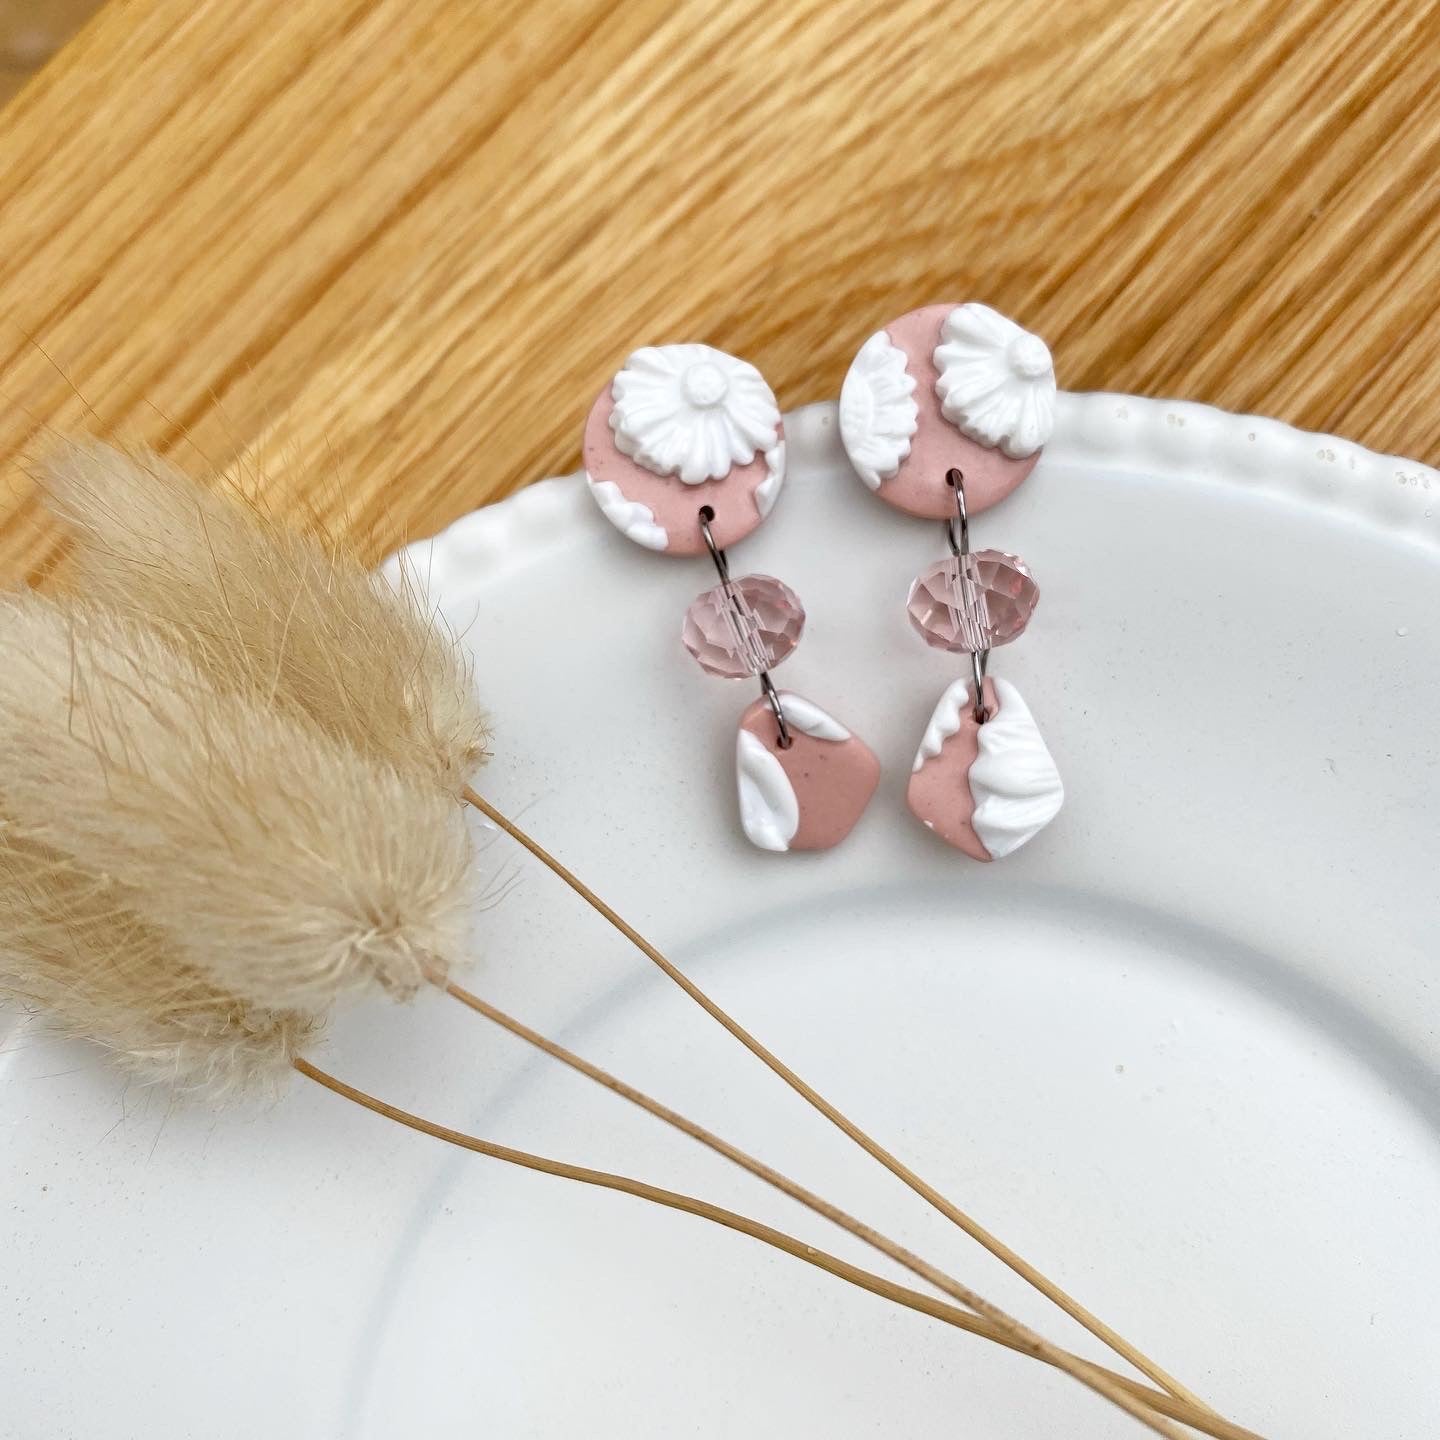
[
  {"xmin": 837, "ymin": 330, "xmax": 919, "ymax": 490},
  {"xmin": 932, "ymin": 303, "xmax": 1056, "ymax": 461},
  {"xmin": 610, "ymin": 344, "xmax": 782, "ymax": 485}
]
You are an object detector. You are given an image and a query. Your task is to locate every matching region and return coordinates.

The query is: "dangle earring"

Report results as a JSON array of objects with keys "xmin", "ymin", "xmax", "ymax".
[
  {"xmin": 584, "ymin": 343, "xmax": 880, "ymax": 853},
  {"xmin": 838, "ymin": 303, "xmax": 1064, "ymax": 860}
]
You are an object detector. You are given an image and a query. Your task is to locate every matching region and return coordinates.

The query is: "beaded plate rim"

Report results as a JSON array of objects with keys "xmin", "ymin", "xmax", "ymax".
[{"xmin": 387, "ymin": 393, "xmax": 1440, "ymax": 586}]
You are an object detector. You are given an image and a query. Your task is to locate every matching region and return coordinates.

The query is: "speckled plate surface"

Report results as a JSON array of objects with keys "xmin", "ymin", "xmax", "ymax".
[{"xmin": 3, "ymin": 396, "xmax": 1438, "ymax": 1438}]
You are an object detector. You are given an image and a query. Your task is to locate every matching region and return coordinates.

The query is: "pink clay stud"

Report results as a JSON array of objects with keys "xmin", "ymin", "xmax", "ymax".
[
  {"xmin": 583, "ymin": 343, "xmax": 786, "ymax": 556},
  {"xmin": 838, "ymin": 302, "xmax": 1056, "ymax": 519}
]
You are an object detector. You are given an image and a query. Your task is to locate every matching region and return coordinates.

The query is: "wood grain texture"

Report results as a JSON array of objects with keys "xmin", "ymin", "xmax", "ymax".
[{"xmin": 2, "ymin": 0, "xmax": 1439, "ymax": 580}]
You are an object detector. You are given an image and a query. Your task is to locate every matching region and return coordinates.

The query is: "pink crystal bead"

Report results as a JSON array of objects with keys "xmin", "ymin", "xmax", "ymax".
[
  {"xmin": 906, "ymin": 550, "xmax": 1038, "ymax": 653},
  {"xmin": 683, "ymin": 574, "xmax": 805, "ymax": 678}
]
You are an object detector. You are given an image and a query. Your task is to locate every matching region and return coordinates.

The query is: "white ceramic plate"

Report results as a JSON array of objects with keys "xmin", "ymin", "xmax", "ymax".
[{"xmin": 3, "ymin": 396, "xmax": 1438, "ymax": 1439}]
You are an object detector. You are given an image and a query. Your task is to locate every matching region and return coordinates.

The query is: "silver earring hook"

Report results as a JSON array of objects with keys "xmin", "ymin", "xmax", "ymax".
[
  {"xmin": 945, "ymin": 466, "xmax": 971, "ymax": 559},
  {"xmin": 943, "ymin": 470, "xmax": 990, "ymax": 725},
  {"xmin": 698, "ymin": 507, "xmax": 792, "ymax": 749},
  {"xmin": 757, "ymin": 672, "xmax": 792, "ymax": 750},
  {"xmin": 699, "ymin": 506, "xmax": 732, "ymax": 583}
]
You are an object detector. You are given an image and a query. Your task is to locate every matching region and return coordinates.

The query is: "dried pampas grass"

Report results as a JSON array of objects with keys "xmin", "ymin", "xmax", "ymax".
[
  {"xmin": 0, "ymin": 827, "xmax": 317, "ymax": 1098},
  {"xmin": 0, "ymin": 590, "xmax": 475, "ymax": 1012},
  {"xmin": 0, "ymin": 441, "xmax": 1255, "ymax": 1438},
  {"xmin": 40, "ymin": 442, "xmax": 489, "ymax": 797}
]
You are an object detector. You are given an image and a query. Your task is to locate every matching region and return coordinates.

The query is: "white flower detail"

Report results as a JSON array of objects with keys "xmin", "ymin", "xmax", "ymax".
[
  {"xmin": 933, "ymin": 304, "xmax": 1056, "ymax": 459},
  {"xmin": 969, "ymin": 679, "xmax": 1063, "ymax": 859},
  {"xmin": 839, "ymin": 331, "xmax": 919, "ymax": 490},
  {"xmin": 610, "ymin": 344, "xmax": 781, "ymax": 485}
]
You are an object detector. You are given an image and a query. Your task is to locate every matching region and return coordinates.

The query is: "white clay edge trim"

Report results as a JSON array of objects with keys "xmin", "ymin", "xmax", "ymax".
[
  {"xmin": 838, "ymin": 331, "xmax": 919, "ymax": 491},
  {"xmin": 969, "ymin": 678, "xmax": 1064, "ymax": 859},
  {"xmin": 755, "ymin": 440, "xmax": 786, "ymax": 519},
  {"xmin": 585, "ymin": 473, "xmax": 668, "ymax": 551},
  {"xmin": 933, "ymin": 303, "xmax": 1056, "ymax": 460},
  {"xmin": 912, "ymin": 677, "xmax": 973, "ymax": 772},
  {"xmin": 775, "ymin": 691, "xmax": 849, "ymax": 741},
  {"xmin": 736, "ymin": 728, "xmax": 799, "ymax": 852}
]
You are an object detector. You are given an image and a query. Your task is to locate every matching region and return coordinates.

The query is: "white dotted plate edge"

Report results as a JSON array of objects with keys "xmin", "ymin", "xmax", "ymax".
[{"xmin": 385, "ymin": 393, "xmax": 1440, "ymax": 587}]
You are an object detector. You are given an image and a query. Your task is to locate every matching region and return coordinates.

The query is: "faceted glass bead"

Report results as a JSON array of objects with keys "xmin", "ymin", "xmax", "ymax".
[
  {"xmin": 906, "ymin": 550, "xmax": 1038, "ymax": 653},
  {"xmin": 683, "ymin": 574, "xmax": 805, "ymax": 678}
]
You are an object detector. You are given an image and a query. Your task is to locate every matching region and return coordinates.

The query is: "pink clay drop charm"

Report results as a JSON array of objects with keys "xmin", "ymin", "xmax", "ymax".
[
  {"xmin": 735, "ymin": 693, "xmax": 880, "ymax": 852},
  {"xmin": 906, "ymin": 676, "xmax": 1064, "ymax": 860}
]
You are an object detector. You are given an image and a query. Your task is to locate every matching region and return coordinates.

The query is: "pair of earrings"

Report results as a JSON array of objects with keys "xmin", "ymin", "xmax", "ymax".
[{"xmin": 581, "ymin": 302, "xmax": 1064, "ymax": 861}]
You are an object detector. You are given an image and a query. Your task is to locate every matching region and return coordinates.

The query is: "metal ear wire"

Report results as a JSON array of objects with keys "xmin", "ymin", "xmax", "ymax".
[
  {"xmin": 757, "ymin": 672, "xmax": 792, "ymax": 749},
  {"xmin": 944, "ymin": 466, "xmax": 971, "ymax": 560},
  {"xmin": 698, "ymin": 506, "xmax": 732, "ymax": 582},
  {"xmin": 944, "ymin": 469, "xmax": 990, "ymax": 725},
  {"xmin": 698, "ymin": 507, "xmax": 793, "ymax": 749}
]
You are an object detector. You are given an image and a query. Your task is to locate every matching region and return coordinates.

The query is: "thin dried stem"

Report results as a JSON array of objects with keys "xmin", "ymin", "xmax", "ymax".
[
  {"xmin": 461, "ymin": 785, "xmax": 1215, "ymax": 1418},
  {"xmin": 296, "ymin": 1059, "xmax": 1257, "ymax": 1440},
  {"xmin": 442, "ymin": 978, "xmax": 1192, "ymax": 1435}
]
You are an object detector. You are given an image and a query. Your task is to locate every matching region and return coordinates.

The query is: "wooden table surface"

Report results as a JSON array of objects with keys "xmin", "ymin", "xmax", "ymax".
[{"xmin": 2, "ymin": 0, "xmax": 1439, "ymax": 581}]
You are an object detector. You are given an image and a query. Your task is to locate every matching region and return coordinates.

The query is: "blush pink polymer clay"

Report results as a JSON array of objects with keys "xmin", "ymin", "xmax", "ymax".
[
  {"xmin": 583, "ymin": 344, "xmax": 786, "ymax": 557},
  {"xmin": 735, "ymin": 692, "xmax": 880, "ymax": 853},
  {"xmin": 838, "ymin": 302, "xmax": 1057, "ymax": 520}
]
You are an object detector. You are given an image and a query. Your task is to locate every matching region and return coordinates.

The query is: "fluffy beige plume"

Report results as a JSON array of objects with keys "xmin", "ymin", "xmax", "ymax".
[
  {"xmin": 0, "ymin": 826, "xmax": 319, "ymax": 1099},
  {"xmin": 0, "ymin": 591, "xmax": 476, "ymax": 1014},
  {"xmin": 40, "ymin": 441, "xmax": 489, "ymax": 796}
]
